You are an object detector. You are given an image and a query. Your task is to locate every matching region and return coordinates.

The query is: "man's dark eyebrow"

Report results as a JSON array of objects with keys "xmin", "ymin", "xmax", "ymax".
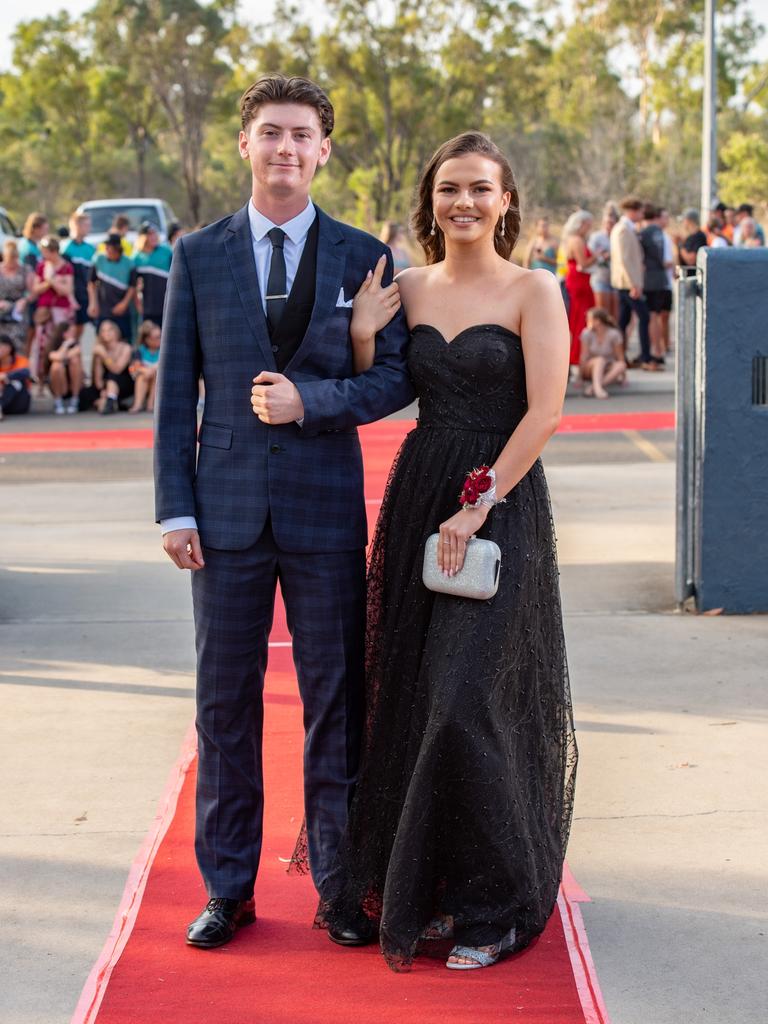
[
  {"xmin": 435, "ymin": 178, "xmax": 495, "ymax": 187},
  {"xmin": 259, "ymin": 122, "xmax": 316, "ymax": 132}
]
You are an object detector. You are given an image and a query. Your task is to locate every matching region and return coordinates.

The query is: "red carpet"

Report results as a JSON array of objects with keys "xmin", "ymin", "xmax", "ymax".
[
  {"xmin": 1, "ymin": 410, "xmax": 673, "ymax": 454},
  {"xmin": 71, "ymin": 423, "xmax": 610, "ymax": 1024}
]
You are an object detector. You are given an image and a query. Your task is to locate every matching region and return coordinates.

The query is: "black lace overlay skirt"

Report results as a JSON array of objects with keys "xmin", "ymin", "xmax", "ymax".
[{"xmin": 313, "ymin": 423, "xmax": 577, "ymax": 968}]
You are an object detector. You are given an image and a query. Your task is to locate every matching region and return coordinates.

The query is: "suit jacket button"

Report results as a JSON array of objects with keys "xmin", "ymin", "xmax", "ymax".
[
  {"xmin": 271, "ymin": 345, "xmax": 279, "ymax": 353},
  {"xmin": 270, "ymin": 443, "xmax": 281, "ymax": 454}
]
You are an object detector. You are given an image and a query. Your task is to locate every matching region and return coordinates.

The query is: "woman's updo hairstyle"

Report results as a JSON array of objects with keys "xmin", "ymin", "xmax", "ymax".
[{"xmin": 412, "ymin": 131, "xmax": 521, "ymax": 265}]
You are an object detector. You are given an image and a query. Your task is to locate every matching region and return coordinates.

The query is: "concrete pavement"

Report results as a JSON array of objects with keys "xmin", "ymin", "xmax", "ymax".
[{"xmin": 1, "ymin": 384, "xmax": 765, "ymax": 1024}]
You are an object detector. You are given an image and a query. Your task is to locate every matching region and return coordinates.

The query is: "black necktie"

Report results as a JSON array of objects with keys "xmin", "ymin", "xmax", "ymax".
[{"xmin": 266, "ymin": 227, "xmax": 287, "ymax": 334}]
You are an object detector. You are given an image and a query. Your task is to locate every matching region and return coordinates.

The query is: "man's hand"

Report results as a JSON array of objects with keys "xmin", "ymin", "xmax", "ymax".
[
  {"xmin": 112, "ymin": 300, "xmax": 128, "ymax": 315},
  {"xmin": 87, "ymin": 303, "xmax": 99, "ymax": 319},
  {"xmin": 163, "ymin": 529, "xmax": 205, "ymax": 571},
  {"xmin": 629, "ymin": 286, "xmax": 641, "ymax": 300},
  {"xmin": 251, "ymin": 371, "xmax": 305, "ymax": 424}
]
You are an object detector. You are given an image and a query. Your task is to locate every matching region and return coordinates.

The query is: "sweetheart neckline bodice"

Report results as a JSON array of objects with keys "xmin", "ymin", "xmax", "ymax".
[{"xmin": 410, "ymin": 323, "xmax": 522, "ymax": 347}]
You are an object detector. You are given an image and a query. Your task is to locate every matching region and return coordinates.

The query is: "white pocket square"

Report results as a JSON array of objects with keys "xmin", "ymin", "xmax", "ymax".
[{"xmin": 335, "ymin": 287, "xmax": 354, "ymax": 309}]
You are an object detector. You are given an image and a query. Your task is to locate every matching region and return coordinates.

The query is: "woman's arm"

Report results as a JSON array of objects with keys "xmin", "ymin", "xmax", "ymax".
[
  {"xmin": 540, "ymin": 244, "xmax": 558, "ymax": 268},
  {"xmin": 50, "ymin": 268, "xmax": 74, "ymax": 298},
  {"xmin": 103, "ymin": 342, "xmax": 132, "ymax": 375},
  {"xmin": 571, "ymin": 236, "xmax": 596, "ymax": 271},
  {"xmin": 349, "ymin": 255, "xmax": 402, "ymax": 374},
  {"xmin": 493, "ymin": 272, "xmax": 569, "ymax": 493},
  {"xmin": 30, "ymin": 274, "xmax": 51, "ymax": 297}
]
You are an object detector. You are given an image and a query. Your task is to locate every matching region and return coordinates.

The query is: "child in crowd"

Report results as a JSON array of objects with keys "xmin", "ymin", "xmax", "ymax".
[
  {"xmin": 79, "ymin": 319, "xmax": 134, "ymax": 414},
  {"xmin": 129, "ymin": 319, "xmax": 161, "ymax": 413},
  {"xmin": 0, "ymin": 334, "xmax": 32, "ymax": 419},
  {"xmin": 579, "ymin": 307, "xmax": 627, "ymax": 399},
  {"xmin": 46, "ymin": 322, "xmax": 83, "ymax": 415}
]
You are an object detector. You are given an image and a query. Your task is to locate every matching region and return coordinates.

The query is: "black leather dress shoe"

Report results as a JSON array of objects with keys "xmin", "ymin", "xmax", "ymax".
[
  {"xmin": 186, "ymin": 897, "xmax": 256, "ymax": 948},
  {"xmin": 328, "ymin": 916, "xmax": 375, "ymax": 947}
]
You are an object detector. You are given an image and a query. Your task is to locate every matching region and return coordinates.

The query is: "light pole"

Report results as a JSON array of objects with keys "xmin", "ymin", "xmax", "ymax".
[{"xmin": 701, "ymin": 0, "xmax": 717, "ymax": 223}]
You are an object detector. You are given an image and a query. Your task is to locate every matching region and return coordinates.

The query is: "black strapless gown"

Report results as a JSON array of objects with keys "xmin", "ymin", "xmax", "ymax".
[{"xmin": 318, "ymin": 323, "xmax": 577, "ymax": 968}]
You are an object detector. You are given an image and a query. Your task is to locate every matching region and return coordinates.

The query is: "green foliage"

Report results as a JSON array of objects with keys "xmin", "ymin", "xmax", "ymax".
[{"xmin": 0, "ymin": 0, "xmax": 765, "ymax": 230}]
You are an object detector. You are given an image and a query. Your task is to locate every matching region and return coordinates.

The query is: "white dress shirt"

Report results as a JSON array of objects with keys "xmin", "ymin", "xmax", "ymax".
[
  {"xmin": 160, "ymin": 199, "xmax": 317, "ymax": 536},
  {"xmin": 248, "ymin": 198, "xmax": 316, "ymax": 313}
]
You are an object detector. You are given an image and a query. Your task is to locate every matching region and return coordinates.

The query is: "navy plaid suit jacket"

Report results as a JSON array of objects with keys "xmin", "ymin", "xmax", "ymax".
[{"xmin": 153, "ymin": 204, "xmax": 414, "ymax": 552}]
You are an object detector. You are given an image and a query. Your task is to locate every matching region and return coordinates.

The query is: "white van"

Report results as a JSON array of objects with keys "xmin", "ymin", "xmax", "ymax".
[
  {"xmin": 76, "ymin": 198, "xmax": 178, "ymax": 248},
  {"xmin": 0, "ymin": 207, "xmax": 19, "ymax": 250}
]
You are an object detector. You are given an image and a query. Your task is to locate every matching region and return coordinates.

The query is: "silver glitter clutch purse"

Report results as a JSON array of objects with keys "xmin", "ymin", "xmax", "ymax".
[{"xmin": 422, "ymin": 534, "xmax": 501, "ymax": 600}]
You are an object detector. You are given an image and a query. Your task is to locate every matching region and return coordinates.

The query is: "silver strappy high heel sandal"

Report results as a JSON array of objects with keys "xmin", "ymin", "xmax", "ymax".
[{"xmin": 445, "ymin": 927, "xmax": 516, "ymax": 970}]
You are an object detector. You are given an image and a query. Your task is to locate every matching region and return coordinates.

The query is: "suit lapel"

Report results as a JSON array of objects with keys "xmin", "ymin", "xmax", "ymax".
[
  {"xmin": 285, "ymin": 207, "xmax": 345, "ymax": 373},
  {"xmin": 224, "ymin": 203, "xmax": 276, "ymax": 370}
]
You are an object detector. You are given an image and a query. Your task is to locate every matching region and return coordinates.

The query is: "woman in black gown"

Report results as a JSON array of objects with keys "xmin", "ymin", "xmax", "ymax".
[{"xmin": 318, "ymin": 132, "xmax": 577, "ymax": 971}]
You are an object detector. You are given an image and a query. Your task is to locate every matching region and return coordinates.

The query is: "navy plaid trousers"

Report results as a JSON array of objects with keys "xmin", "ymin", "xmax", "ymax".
[{"xmin": 192, "ymin": 521, "xmax": 366, "ymax": 899}]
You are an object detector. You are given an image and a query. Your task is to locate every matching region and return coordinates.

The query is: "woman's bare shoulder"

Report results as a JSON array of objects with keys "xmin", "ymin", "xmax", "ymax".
[
  {"xmin": 513, "ymin": 265, "xmax": 562, "ymax": 299},
  {"xmin": 395, "ymin": 264, "xmax": 433, "ymax": 297}
]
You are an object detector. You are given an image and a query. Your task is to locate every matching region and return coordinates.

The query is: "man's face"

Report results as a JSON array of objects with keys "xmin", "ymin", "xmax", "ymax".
[
  {"xmin": 105, "ymin": 244, "xmax": 122, "ymax": 262},
  {"xmin": 239, "ymin": 103, "xmax": 331, "ymax": 198}
]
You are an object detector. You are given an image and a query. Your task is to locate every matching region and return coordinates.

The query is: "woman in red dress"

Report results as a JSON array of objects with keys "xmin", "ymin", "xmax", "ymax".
[{"xmin": 563, "ymin": 210, "xmax": 596, "ymax": 367}]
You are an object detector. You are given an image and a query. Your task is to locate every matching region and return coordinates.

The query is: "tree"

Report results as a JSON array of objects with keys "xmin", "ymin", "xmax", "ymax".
[
  {"xmin": 90, "ymin": 0, "xmax": 241, "ymax": 222},
  {"xmin": 0, "ymin": 14, "xmax": 97, "ymax": 218}
]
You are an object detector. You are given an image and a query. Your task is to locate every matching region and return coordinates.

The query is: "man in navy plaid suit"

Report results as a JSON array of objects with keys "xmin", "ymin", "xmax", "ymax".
[{"xmin": 154, "ymin": 74, "xmax": 413, "ymax": 949}]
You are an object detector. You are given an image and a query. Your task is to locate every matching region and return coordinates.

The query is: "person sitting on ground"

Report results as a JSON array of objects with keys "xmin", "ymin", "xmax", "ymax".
[
  {"xmin": 85, "ymin": 319, "xmax": 134, "ymax": 415},
  {"xmin": 31, "ymin": 235, "xmax": 76, "ymax": 325},
  {"xmin": 128, "ymin": 319, "xmax": 161, "ymax": 413},
  {"xmin": 0, "ymin": 334, "xmax": 32, "ymax": 420},
  {"xmin": 87, "ymin": 234, "xmax": 138, "ymax": 341},
  {"xmin": 46, "ymin": 322, "xmax": 83, "ymax": 415},
  {"xmin": 579, "ymin": 307, "xmax": 626, "ymax": 399}
]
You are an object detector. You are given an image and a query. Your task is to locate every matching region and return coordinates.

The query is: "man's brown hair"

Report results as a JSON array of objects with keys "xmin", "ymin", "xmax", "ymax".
[
  {"xmin": 620, "ymin": 196, "xmax": 644, "ymax": 212},
  {"xmin": 239, "ymin": 74, "xmax": 335, "ymax": 138}
]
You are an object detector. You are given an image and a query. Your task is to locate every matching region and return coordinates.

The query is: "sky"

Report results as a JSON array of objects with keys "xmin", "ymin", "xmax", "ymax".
[{"xmin": 2, "ymin": 0, "xmax": 768, "ymax": 71}]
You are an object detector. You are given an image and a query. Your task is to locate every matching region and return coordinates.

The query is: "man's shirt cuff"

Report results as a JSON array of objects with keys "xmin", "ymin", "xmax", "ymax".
[{"xmin": 160, "ymin": 516, "xmax": 198, "ymax": 534}]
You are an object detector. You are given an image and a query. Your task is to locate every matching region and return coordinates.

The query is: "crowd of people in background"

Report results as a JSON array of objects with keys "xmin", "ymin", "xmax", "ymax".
[
  {"xmin": 0, "ymin": 199, "xmax": 763, "ymax": 419},
  {"xmin": 525, "ymin": 198, "xmax": 764, "ymax": 399},
  {"xmin": 0, "ymin": 208, "xmax": 182, "ymax": 420}
]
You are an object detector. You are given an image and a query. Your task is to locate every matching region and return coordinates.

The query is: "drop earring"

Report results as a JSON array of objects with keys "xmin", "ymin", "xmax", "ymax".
[
  {"xmin": 498, "ymin": 214, "xmax": 506, "ymax": 237},
  {"xmin": 430, "ymin": 216, "xmax": 436, "ymax": 236}
]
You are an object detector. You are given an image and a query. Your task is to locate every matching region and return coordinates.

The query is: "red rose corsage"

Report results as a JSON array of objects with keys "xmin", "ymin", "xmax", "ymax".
[{"xmin": 460, "ymin": 465, "xmax": 493, "ymax": 509}]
